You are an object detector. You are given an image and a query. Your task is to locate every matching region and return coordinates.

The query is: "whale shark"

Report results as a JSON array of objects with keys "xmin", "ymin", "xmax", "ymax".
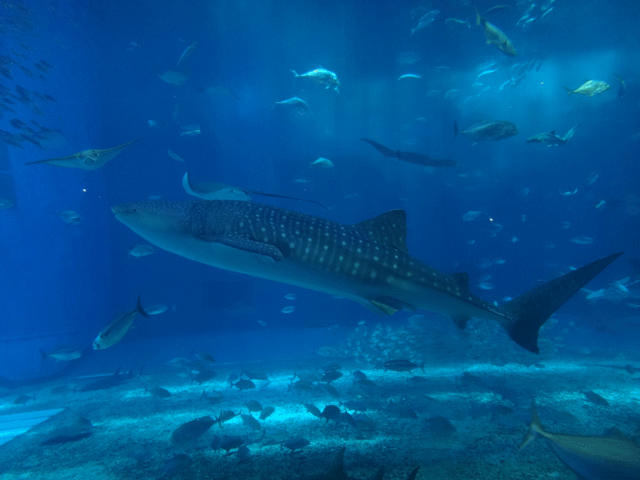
[{"xmin": 112, "ymin": 200, "xmax": 621, "ymax": 353}]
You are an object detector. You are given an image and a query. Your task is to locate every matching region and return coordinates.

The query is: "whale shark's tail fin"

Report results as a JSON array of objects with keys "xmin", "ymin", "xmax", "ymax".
[{"xmin": 499, "ymin": 252, "xmax": 623, "ymax": 353}]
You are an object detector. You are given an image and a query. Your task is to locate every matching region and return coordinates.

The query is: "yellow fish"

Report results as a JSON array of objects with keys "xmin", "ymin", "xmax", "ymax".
[
  {"xmin": 564, "ymin": 80, "xmax": 611, "ymax": 97},
  {"xmin": 475, "ymin": 7, "xmax": 516, "ymax": 57},
  {"xmin": 26, "ymin": 140, "xmax": 138, "ymax": 170}
]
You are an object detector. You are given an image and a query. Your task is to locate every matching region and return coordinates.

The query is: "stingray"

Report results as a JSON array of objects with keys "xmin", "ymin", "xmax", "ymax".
[
  {"xmin": 25, "ymin": 140, "xmax": 138, "ymax": 170},
  {"xmin": 360, "ymin": 138, "xmax": 457, "ymax": 167},
  {"xmin": 182, "ymin": 171, "xmax": 328, "ymax": 209}
]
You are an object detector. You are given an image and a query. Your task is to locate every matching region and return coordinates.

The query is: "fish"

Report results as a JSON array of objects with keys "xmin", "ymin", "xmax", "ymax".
[
  {"xmin": 159, "ymin": 70, "xmax": 189, "ymax": 85},
  {"xmin": 398, "ymin": 74, "xmax": 422, "ymax": 80},
  {"xmin": 383, "ymin": 359, "xmax": 423, "ymax": 373},
  {"xmin": 564, "ymin": 80, "xmax": 611, "ymax": 97},
  {"xmin": 171, "ymin": 415, "xmax": 214, "ymax": 444},
  {"xmin": 281, "ymin": 306, "xmax": 296, "ymax": 314},
  {"xmin": 41, "ymin": 416, "xmax": 93, "ymax": 446},
  {"xmin": 40, "ymin": 347, "xmax": 82, "ymax": 362},
  {"xmin": 412, "ymin": 10, "xmax": 439, "ymax": 34},
  {"xmin": 445, "ymin": 17, "xmax": 470, "ymax": 28},
  {"xmin": 167, "ymin": 149, "xmax": 185, "ymax": 162},
  {"xmin": 112, "ymin": 200, "xmax": 622, "ymax": 353},
  {"xmin": 128, "ymin": 244, "xmax": 154, "ymax": 258},
  {"xmin": 282, "ymin": 435, "xmax": 310, "ymax": 452},
  {"xmin": 615, "ymin": 74, "xmax": 627, "ymax": 100},
  {"xmin": 486, "ymin": 5, "xmax": 511, "ymax": 13},
  {"xmin": 232, "ymin": 379, "xmax": 256, "ymax": 390},
  {"xmin": 361, "ymin": 138, "xmax": 457, "ymax": 167},
  {"xmin": 143, "ymin": 304, "xmax": 168, "ymax": 315},
  {"xmin": 520, "ymin": 401, "xmax": 640, "ymax": 480},
  {"xmin": 240, "ymin": 414, "xmax": 262, "ymax": 431},
  {"xmin": 274, "ymin": 96, "xmax": 309, "ymax": 113},
  {"xmin": 475, "ymin": 7, "xmax": 516, "ymax": 56},
  {"xmin": 583, "ymin": 390, "xmax": 609, "ymax": 406},
  {"xmin": 284, "ymin": 293, "xmax": 297, "ymax": 300},
  {"xmin": 211, "ymin": 435, "xmax": 244, "ymax": 452},
  {"xmin": 570, "ymin": 237, "xmax": 594, "ymax": 245},
  {"xmin": 454, "ymin": 120, "xmax": 518, "ymax": 142},
  {"xmin": 182, "ymin": 171, "xmax": 328, "ymax": 209},
  {"xmin": 303, "ymin": 403, "xmax": 323, "ymax": 418},
  {"xmin": 0, "ymin": 198, "xmax": 14, "ymax": 209},
  {"xmin": 176, "ymin": 42, "xmax": 197, "ymax": 71},
  {"xmin": 179, "ymin": 124, "xmax": 201, "ymax": 136},
  {"xmin": 92, "ymin": 296, "xmax": 149, "ymax": 350},
  {"xmin": 260, "ymin": 406, "xmax": 275, "ymax": 420},
  {"xmin": 310, "ymin": 157, "xmax": 334, "ymax": 168},
  {"xmin": 25, "ymin": 140, "xmax": 138, "ymax": 170},
  {"xmin": 77, "ymin": 368, "xmax": 134, "ymax": 392},
  {"xmin": 526, "ymin": 124, "xmax": 579, "ymax": 146},
  {"xmin": 477, "ymin": 68, "xmax": 497, "ymax": 78},
  {"xmin": 57, "ymin": 210, "xmax": 82, "ymax": 225},
  {"xmin": 291, "ymin": 68, "xmax": 340, "ymax": 93},
  {"xmin": 144, "ymin": 386, "xmax": 172, "ymax": 398}
]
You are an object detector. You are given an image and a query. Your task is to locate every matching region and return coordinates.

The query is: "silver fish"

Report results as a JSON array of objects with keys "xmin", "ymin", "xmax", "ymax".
[{"xmin": 93, "ymin": 297, "xmax": 149, "ymax": 350}]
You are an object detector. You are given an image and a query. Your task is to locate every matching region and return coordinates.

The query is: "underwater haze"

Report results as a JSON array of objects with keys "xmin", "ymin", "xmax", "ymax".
[{"xmin": 1, "ymin": 0, "xmax": 639, "ymax": 479}]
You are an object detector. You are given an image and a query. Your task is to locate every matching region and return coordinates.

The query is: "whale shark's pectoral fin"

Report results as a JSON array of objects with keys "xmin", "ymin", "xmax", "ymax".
[
  {"xmin": 368, "ymin": 296, "xmax": 416, "ymax": 315},
  {"xmin": 195, "ymin": 233, "xmax": 284, "ymax": 262}
]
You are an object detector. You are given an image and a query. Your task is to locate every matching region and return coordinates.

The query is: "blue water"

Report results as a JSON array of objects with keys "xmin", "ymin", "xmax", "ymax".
[{"xmin": 0, "ymin": 0, "xmax": 639, "ymax": 478}]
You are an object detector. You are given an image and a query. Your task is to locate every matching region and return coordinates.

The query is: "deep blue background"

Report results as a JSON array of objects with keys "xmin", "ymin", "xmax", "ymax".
[{"xmin": 1, "ymin": 0, "xmax": 638, "ymax": 379}]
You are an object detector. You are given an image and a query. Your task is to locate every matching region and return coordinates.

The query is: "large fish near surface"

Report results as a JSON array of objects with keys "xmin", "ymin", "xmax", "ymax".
[
  {"xmin": 112, "ymin": 200, "xmax": 621, "ymax": 353},
  {"xmin": 521, "ymin": 401, "xmax": 640, "ymax": 479},
  {"xmin": 360, "ymin": 138, "xmax": 457, "ymax": 168},
  {"xmin": 475, "ymin": 7, "xmax": 516, "ymax": 57},
  {"xmin": 454, "ymin": 120, "xmax": 518, "ymax": 142}
]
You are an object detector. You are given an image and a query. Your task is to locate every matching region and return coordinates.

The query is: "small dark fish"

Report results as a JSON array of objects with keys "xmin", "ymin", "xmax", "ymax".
[
  {"xmin": 233, "ymin": 379, "xmax": 256, "ymax": 390},
  {"xmin": 240, "ymin": 414, "xmax": 262, "ymax": 431},
  {"xmin": 351, "ymin": 370, "xmax": 367, "ymax": 380},
  {"xmin": 259, "ymin": 406, "xmax": 275, "ymax": 420},
  {"xmin": 355, "ymin": 378, "xmax": 377, "ymax": 388},
  {"xmin": 13, "ymin": 394, "xmax": 34, "ymax": 405},
  {"xmin": 145, "ymin": 386, "xmax": 171, "ymax": 398},
  {"xmin": 41, "ymin": 417, "xmax": 93, "ymax": 445},
  {"xmin": 244, "ymin": 400, "xmax": 263, "ymax": 412},
  {"xmin": 282, "ymin": 435, "xmax": 310, "ymax": 452},
  {"xmin": 193, "ymin": 351, "xmax": 215, "ymax": 363},
  {"xmin": 236, "ymin": 444, "xmax": 250, "ymax": 462},
  {"xmin": 171, "ymin": 416, "xmax": 215, "ymax": 444},
  {"xmin": 321, "ymin": 370, "xmax": 343, "ymax": 383},
  {"xmin": 340, "ymin": 400, "xmax": 369, "ymax": 413},
  {"xmin": 322, "ymin": 362, "xmax": 342, "ymax": 372},
  {"xmin": 321, "ymin": 405, "xmax": 341, "ymax": 422},
  {"xmin": 192, "ymin": 369, "xmax": 217, "ymax": 384},
  {"xmin": 321, "ymin": 383, "xmax": 340, "ymax": 398},
  {"xmin": 383, "ymin": 359, "xmax": 424, "ymax": 373},
  {"xmin": 162, "ymin": 453, "xmax": 191, "ymax": 476},
  {"xmin": 9, "ymin": 118, "xmax": 27, "ymax": 129},
  {"xmin": 201, "ymin": 389, "xmax": 225, "ymax": 404},
  {"xmin": 217, "ymin": 410, "xmax": 239, "ymax": 426},
  {"xmin": 423, "ymin": 415, "xmax": 456, "ymax": 435},
  {"xmin": 583, "ymin": 390, "xmax": 610, "ymax": 406},
  {"xmin": 242, "ymin": 370, "xmax": 268, "ymax": 380},
  {"xmin": 303, "ymin": 403, "xmax": 323, "ymax": 418},
  {"xmin": 211, "ymin": 435, "xmax": 244, "ymax": 452},
  {"xmin": 50, "ymin": 385, "xmax": 73, "ymax": 396}
]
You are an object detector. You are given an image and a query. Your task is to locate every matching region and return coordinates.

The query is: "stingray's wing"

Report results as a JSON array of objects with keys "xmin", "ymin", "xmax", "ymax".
[
  {"xmin": 25, "ymin": 152, "xmax": 83, "ymax": 166},
  {"xmin": 90, "ymin": 140, "xmax": 139, "ymax": 168}
]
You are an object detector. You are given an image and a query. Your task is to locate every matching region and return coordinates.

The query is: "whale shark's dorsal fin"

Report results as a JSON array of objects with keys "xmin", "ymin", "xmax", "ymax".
[{"xmin": 355, "ymin": 210, "xmax": 408, "ymax": 253}]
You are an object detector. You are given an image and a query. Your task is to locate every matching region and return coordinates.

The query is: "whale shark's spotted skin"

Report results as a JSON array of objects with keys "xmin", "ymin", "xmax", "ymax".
[{"xmin": 113, "ymin": 200, "xmax": 621, "ymax": 353}]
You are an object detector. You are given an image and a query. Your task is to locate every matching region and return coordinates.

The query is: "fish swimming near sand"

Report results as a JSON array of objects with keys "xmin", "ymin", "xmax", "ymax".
[
  {"xmin": 526, "ymin": 124, "xmax": 579, "ymax": 146},
  {"xmin": 521, "ymin": 401, "xmax": 640, "ymax": 480},
  {"xmin": 25, "ymin": 140, "xmax": 138, "ymax": 170},
  {"xmin": 361, "ymin": 138, "xmax": 457, "ymax": 168},
  {"xmin": 112, "ymin": 200, "xmax": 621, "ymax": 353},
  {"xmin": 454, "ymin": 120, "xmax": 518, "ymax": 142}
]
